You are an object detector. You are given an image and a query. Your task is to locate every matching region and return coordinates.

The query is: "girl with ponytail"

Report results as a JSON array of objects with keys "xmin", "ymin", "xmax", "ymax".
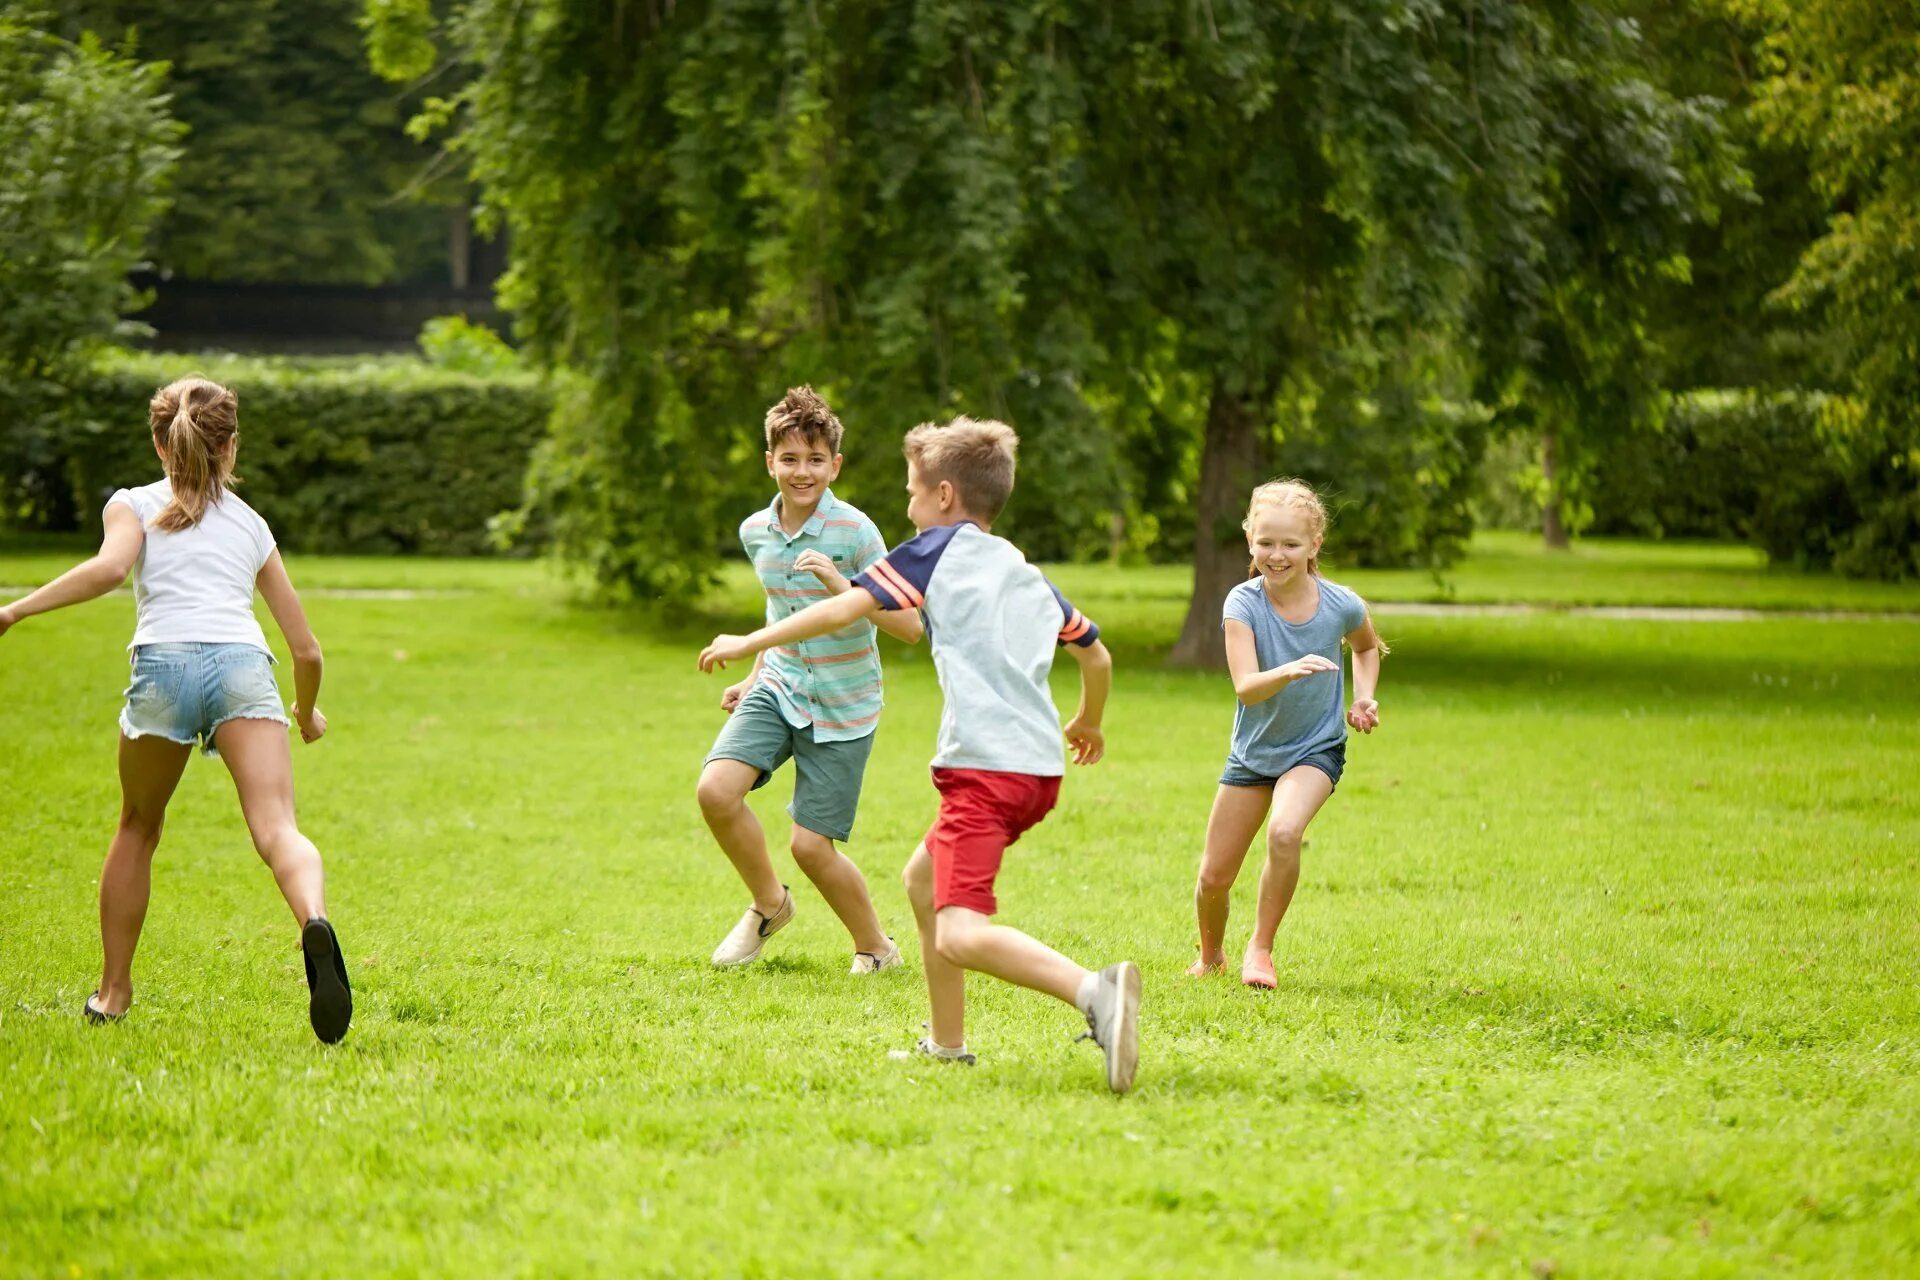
[{"xmin": 0, "ymin": 376, "xmax": 353, "ymax": 1044}]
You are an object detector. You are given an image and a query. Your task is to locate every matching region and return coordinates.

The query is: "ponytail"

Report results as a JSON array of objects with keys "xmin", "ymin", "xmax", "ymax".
[{"xmin": 148, "ymin": 377, "xmax": 238, "ymax": 532}]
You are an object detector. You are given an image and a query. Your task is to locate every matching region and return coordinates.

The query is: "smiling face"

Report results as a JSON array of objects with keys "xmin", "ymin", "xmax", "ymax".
[
  {"xmin": 1246, "ymin": 505, "xmax": 1322, "ymax": 588},
  {"xmin": 765, "ymin": 431, "xmax": 841, "ymax": 516}
]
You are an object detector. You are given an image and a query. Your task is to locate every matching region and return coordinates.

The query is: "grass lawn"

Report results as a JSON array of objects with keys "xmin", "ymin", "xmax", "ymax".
[{"xmin": 2, "ymin": 541, "xmax": 1917, "ymax": 1277}]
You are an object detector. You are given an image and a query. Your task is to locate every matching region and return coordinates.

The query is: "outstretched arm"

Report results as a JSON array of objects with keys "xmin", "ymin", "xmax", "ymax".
[
  {"xmin": 257, "ymin": 551, "xmax": 326, "ymax": 742},
  {"xmin": 0, "ymin": 505, "xmax": 144, "ymax": 638},
  {"xmin": 1061, "ymin": 638, "xmax": 1112, "ymax": 765},
  {"xmin": 1224, "ymin": 619, "xmax": 1338, "ymax": 706},
  {"xmin": 699, "ymin": 587, "xmax": 881, "ymax": 672}
]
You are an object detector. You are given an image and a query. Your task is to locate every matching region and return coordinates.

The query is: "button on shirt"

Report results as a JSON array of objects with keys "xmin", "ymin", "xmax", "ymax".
[{"xmin": 741, "ymin": 489, "xmax": 891, "ymax": 741}]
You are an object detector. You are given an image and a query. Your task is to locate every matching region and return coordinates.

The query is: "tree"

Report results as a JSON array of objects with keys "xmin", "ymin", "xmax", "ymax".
[
  {"xmin": 368, "ymin": 1, "xmax": 1734, "ymax": 646},
  {"xmin": 0, "ymin": 8, "xmax": 181, "ymax": 527},
  {"xmin": 1734, "ymin": 0, "xmax": 1920, "ymax": 578},
  {"xmin": 59, "ymin": 0, "xmax": 449, "ymax": 284}
]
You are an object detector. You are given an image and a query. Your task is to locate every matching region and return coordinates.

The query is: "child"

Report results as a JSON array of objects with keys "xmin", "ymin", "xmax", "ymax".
[
  {"xmin": 1188, "ymin": 479, "xmax": 1383, "ymax": 988},
  {"xmin": 700, "ymin": 417, "xmax": 1141, "ymax": 1094},
  {"xmin": 0, "ymin": 376, "xmax": 352, "ymax": 1043},
  {"xmin": 697, "ymin": 387, "xmax": 923, "ymax": 974}
]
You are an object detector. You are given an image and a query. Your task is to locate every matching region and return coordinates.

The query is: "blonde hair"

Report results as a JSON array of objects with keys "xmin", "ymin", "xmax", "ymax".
[
  {"xmin": 902, "ymin": 416, "xmax": 1017, "ymax": 521},
  {"xmin": 764, "ymin": 385, "xmax": 844, "ymax": 452},
  {"xmin": 1244, "ymin": 478, "xmax": 1328, "ymax": 575},
  {"xmin": 147, "ymin": 376, "xmax": 239, "ymax": 532},
  {"xmin": 1244, "ymin": 477, "xmax": 1389, "ymax": 654}
]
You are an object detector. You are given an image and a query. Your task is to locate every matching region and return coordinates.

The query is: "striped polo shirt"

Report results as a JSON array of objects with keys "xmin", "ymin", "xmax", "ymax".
[{"xmin": 741, "ymin": 489, "xmax": 891, "ymax": 741}]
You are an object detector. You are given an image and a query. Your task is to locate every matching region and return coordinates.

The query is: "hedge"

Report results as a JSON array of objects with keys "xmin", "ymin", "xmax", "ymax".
[
  {"xmin": 29, "ymin": 350, "xmax": 552, "ymax": 555},
  {"xmin": 1588, "ymin": 389, "xmax": 1917, "ymax": 580}
]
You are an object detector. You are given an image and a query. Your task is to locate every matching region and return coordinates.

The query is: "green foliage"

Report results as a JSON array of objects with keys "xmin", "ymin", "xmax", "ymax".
[
  {"xmin": 1468, "ymin": 8, "xmax": 1745, "ymax": 533},
  {"xmin": 0, "ymin": 9, "xmax": 181, "ymax": 529},
  {"xmin": 38, "ymin": 350, "xmax": 550, "ymax": 555},
  {"xmin": 417, "ymin": 314, "xmax": 520, "ymax": 377},
  {"xmin": 58, "ymin": 0, "xmax": 450, "ymax": 284},
  {"xmin": 368, "ymin": 1, "xmax": 1743, "ymax": 606},
  {"xmin": 1731, "ymin": 0, "xmax": 1920, "ymax": 580},
  {"xmin": 1585, "ymin": 389, "xmax": 1917, "ymax": 580}
]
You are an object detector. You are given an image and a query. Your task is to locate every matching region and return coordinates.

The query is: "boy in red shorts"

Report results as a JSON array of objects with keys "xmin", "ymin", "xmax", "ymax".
[{"xmin": 700, "ymin": 416, "xmax": 1141, "ymax": 1093}]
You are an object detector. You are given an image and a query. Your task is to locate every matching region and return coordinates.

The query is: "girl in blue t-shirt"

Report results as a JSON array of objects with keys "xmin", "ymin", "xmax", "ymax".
[{"xmin": 1188, "ymin": 479, "xmax": 1385, "ymax": 989}]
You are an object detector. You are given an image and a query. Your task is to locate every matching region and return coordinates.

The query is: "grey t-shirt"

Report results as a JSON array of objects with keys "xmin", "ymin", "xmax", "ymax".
[{"xmin": 1222, "ymin": 576, "xmax": 1369, "ymax": 778}]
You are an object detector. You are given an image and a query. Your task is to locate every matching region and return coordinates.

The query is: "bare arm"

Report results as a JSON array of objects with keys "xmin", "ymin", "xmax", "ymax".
[
  {"xmin": 872, "ymin": 606, "xmax": 925, "ymax": 646},
  {"xmin": 256, "ymin": 551, "xmax": 325, "ymax": 741},
  {"xmin": 0, "ymin": 505, "xmax": 144, "ymax": 636},
  {"xmin": 699, "ymin": 588, "xmax": 880, "ymax": 671},
  {"xmin": 1345, "ymin": 617, "xmax": 1382, "ymax": 732},
  {"xmin": 793, "ymin": 548, "xmax": 923, "ymax": 645},
  {"xmin": 1225, "ymin": 618, "xmax": 1337, "ymax": 706},
  {"xmin": 1061, "ymin": 638, "xmax": 1112, "ymax": 765}
]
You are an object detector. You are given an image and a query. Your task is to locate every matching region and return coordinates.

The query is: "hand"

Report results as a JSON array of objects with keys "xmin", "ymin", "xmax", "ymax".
[
  {"xmin": 0, "ymin": 604, "xmax": 14, "ymax": 639},
  {"xmin": 1064, "ymin": 715, "xmax": 1105, "ymax": 765},
  {"xmin": 1346, "ymin": 698, "xmax": 1380, "ymax": 734},
  {"xmin": 699, "ymin": 635, "xmax": 753, "ymax": 672},
  {"xmin": 792, "ymin": 549, "xmax": 849, "ymax": 594},
  {"xmin": 1278, "ymin": 654, "xmax": 1339, "ymax": 684},
  {"xmin": 721, "ymin": 679, "xmax": 753, "ymax": 713},
  {"xmin": 292, "ymin": 704, "xmax": 327, "ymax": 743}
]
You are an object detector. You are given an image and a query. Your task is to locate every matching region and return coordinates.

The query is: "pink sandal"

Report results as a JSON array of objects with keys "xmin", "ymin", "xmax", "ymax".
[
  {"xmin": 1241, "ymin": 950, "xmax": 1277, "ymax": 990},
  {"xmin": 1186, "ymin": 957, "xmax": 1226, "ymax": 978}
]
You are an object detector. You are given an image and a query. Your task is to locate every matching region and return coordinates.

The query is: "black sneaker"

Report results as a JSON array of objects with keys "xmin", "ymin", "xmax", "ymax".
[{"xmin": 301, "ymin": 917, "xmax": 353, "ymax": 1044}]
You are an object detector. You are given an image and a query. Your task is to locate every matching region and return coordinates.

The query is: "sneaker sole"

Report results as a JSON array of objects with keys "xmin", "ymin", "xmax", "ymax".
[
  {"xmin": 302, "ymin": 919, "xmax": 353, "ymax": 1045},
  {"xmin": 1106, "ymin": 962, "xmax": 1141, "ymax": 1095}
]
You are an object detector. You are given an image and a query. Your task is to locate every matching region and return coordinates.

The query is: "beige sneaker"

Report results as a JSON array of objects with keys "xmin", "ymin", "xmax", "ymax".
[
  {"xmin": 710, "ymin": 886, "xmax": 794, "ymax": 967},
  {"xmin": 849, "ymin": 938, "xmax": 903, "ymax": 975}
]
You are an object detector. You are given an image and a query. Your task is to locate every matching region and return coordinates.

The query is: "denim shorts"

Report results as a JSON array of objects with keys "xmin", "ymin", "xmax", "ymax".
[
  {"xmin": 120, "ymin": 643, "xmax": 288, "ymax": 757},
  {"xmin": 1221, "ymin": 741, "xmax": 1346, "ymax": 791},
  {"xmin": 706, "ymin": 683, "xmax": 875, "ymax": 843}
]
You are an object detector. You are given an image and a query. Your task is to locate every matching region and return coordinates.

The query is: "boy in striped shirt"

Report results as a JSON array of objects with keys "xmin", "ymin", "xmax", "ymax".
[{"xmin": 698, "ymin": 388, "xmax": 923, "ymax": 974}]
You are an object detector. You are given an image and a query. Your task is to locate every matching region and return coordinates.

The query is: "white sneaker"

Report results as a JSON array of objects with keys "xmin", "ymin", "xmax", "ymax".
[
  {"xmin": 1079, "ymin": 961, "xmax": 1142, "ymax": 1094},
  {"xmin": 850, "ymin": 938, "xmax": 903, "ymax": 975},
  {"xmin": 709, "ymin": 886, "xmax": 794, "ymax": 967}
]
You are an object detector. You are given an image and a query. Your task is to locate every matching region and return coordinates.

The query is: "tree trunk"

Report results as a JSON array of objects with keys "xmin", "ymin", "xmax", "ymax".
[
  {"xmin": 1541, "ymin": 429, "xmax": 1570, "ymax": 550},
  {"xmin": 1168, "ymin": 382, "xmax": 1268, "ymax": 669}
]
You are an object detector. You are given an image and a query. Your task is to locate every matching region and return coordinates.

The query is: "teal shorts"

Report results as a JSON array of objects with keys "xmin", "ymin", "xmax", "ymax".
[{"xmin": 705, "ymin": 683, "xmax": 875, "ymax": 843}]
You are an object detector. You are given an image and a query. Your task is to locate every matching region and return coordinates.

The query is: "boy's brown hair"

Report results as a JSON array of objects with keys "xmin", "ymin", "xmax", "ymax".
[
  {"xmin": 902, "ymin": 416, "xmax": 1018, "ymax": 521},
  {"xmin": 764, "ymin": 385, "xmax": 844, "ymax": 452}
]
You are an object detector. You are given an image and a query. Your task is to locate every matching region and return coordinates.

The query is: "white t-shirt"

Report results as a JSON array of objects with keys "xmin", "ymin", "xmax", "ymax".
[{"xmin": 106, "ymin": 479, "xmax": 276, "ymax": 652}]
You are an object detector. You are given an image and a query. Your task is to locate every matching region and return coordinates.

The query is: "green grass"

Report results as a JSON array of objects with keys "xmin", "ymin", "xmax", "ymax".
[{"xmin": 2, "ymin": 544, "xmax": 1918, "ymax": 1277}]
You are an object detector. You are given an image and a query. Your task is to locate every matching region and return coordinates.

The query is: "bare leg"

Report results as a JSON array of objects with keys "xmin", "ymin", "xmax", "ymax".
[
  {"xmin": 790, "ymin": 826, "xmax": 889, "ymax": 954},
  {"xmin": 934, "ymin": 906, "xmax": 1088, "ymax": 1006},
  {"xmin": 214, "ymin": 717, "xmax": 326, "ymax": 926},
  {"xmin": 1247, "ymin": 765, "xmax": 1336, "ymax": 956},
  {"xmin": 96, "ymin": 734, "xmax": 192, "ymax": 1015},
  {"xmin": 696, "ymin": 759, "xmax": 785, "ymax": 916},
  {"xmin": 1192, "ymin": 784, "xmax": 1274, "ymax": 973},
  {"xmin": 903, "ymin": 845, "xmax": 965, "ymax": 1047}
]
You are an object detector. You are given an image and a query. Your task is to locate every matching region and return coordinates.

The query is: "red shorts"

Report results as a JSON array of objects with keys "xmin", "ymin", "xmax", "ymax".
[{"xmin": 925, "ymin": 767, "xmax": 1061, "ymax": 915}]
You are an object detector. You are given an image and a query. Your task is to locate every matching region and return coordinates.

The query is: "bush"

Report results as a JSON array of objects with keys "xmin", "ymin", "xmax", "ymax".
[
  {"xmin": 1588, "ymin": 390, "xmax": 1917, "ymax": 580},
  {"xmin": 39, "ymin": 349, "xmax": 552, "ymax": 555},
  {"xmin": 0, "ymin": 16, "xmax": 182, "ymax": 528}
]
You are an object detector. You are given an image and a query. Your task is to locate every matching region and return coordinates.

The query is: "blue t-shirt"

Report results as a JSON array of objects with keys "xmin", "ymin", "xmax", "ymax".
[{"xmin": 1222, "ymin": 576, "xmax": 1369, "ymax": 779}]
